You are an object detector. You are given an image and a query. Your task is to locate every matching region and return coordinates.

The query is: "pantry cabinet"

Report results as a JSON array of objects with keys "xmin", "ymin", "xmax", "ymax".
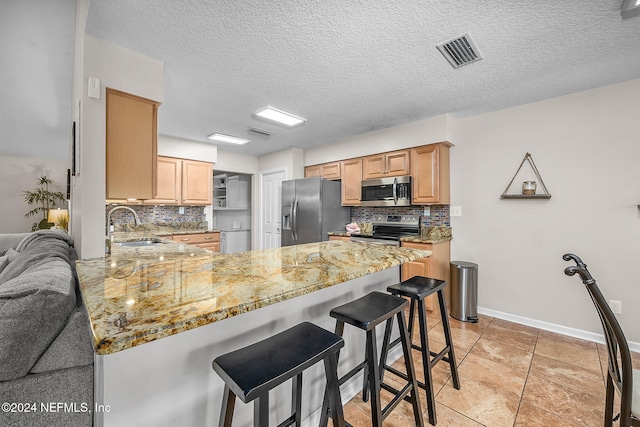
[
  {"xmin": 411, "ymin": 143, "xmax": 451, "ymax": 204},
  {"xmin": 145, "ymin": 157, "xmax": 212, "ymax": 206},
  {"xmin": 400, "ymin": 240, "xmax": 451, "ymax": 310},
  {"xmin": 172, "ymin": 232, "xmax": 220, "ymax": 252},
  {"xmin": 304, "ymin": 161, "xmax": 341, "ymax": 180},
  {"xmin": 362, "ymin": 149, "xmax": 410, "ymax": 179},
  {"xmin": 340, "ymin": 158, "xmax": 362, "ymax": 206},
  {"xmin": 106, "ymin": 88, "xmax": 160, "ymax": 200},
  {"xmin": 213, "ymin": 174, "xmax": 250, "ymax": 209}
]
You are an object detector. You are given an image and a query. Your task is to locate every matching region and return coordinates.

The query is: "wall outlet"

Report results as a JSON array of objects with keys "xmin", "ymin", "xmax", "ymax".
[
  {"xmin": 179, "ymin": 207, "xmax": 185, "ymax": 215},
  {"xmin": 609, "ymin": 300, "xmax": 622, "ymax": 315},
  {"xmin": 450, "ymin": 206, "xmax": 462, "ymax": 217},
  {"xmin": 423, "ymin": 206, "xmax": 430, "ymax": 217}
]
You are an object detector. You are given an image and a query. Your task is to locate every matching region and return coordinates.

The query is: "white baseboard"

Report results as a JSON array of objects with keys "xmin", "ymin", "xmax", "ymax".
[{"xmin": 477, "ymin": 306, "xmax": 640, "ymax": 353}]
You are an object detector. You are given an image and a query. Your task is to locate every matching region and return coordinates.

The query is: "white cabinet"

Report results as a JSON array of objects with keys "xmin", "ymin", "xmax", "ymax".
[{"xmin": 214, "ymin": 174, "xmax": 249, "ymax": 210}]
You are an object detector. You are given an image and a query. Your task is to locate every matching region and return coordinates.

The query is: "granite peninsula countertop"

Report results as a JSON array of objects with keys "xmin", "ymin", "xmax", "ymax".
[
  {"xmin": 75, "ymin": 241, "xmax": 432, "ymax": 355},
  {"xmin": 328, "ymin": 225, "xmax": 452, "ymax": 244}
]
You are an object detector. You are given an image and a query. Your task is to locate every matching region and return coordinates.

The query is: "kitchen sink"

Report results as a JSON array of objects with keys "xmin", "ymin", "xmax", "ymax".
[{"xmin": 115, "ymin": 238, "xmax": 168, "ymax": 247}]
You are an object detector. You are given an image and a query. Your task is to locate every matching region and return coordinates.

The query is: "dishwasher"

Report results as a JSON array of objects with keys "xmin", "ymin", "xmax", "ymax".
[{"xmin": 220, "ymin": 230, "xmax": 251, "ymax": 254}]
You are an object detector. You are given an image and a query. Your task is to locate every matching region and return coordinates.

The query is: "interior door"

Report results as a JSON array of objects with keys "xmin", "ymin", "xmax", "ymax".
[{"xmin": 262, "ymin": 170, "xmax": 285, "ymax": 249}]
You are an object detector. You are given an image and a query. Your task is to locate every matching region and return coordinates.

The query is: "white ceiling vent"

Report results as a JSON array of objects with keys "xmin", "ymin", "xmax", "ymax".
[
  {"xmin": 249, "ymin": 127, "xmax": 274, "ymax": 137},
  {"xmin": 436, "ymin": 33, "xmax": 483, "ymax": 69}
]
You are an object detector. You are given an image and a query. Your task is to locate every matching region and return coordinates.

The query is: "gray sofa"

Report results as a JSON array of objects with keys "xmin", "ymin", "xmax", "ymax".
[{"xmin": 0, "ymin": 230, "xmax": 94, "ymax": 427}]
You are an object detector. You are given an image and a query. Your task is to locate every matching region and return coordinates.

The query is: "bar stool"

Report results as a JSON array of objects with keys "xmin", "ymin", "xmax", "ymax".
[
  {"xmin": 380, "ymin": 276, "xmax": 460, "ymax": 426},
  {"xmin": 320, "ymin": 291, "xmax": 424, "ymax": 427},
  {"xmin": 212, "ymin": 321, "xmax": 346, "ymax": 427}
]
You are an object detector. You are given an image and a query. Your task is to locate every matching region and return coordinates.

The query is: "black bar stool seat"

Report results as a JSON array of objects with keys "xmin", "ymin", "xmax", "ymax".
[
  {"xmin": 212, "ymin": 321, "xmax": 346, "ymax": 427},
  {"xmin": 320, "ymin": 291, "xmax": 424, "ymax": 427},
  {"xmin": 382, "ymin": 276, "xmax": 461, "ymax": 426}
]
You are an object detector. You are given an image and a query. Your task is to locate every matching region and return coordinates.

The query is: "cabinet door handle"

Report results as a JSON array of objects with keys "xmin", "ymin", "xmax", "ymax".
[
  {"xmin": 181, "ymin": 238, "xmax": 191, "ymax": 242},
  {"xmin": 204, "ymin": 236, "xmax": 213, "ymax": 240}
]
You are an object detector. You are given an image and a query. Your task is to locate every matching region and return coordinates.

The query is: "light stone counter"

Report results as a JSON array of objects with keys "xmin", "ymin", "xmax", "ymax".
[{"xmin": 76, "ymin": 241, "xmax": 431, "ymax": 355}]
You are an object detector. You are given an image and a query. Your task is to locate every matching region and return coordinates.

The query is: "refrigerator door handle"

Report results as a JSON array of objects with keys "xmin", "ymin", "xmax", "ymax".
[
  {"xmin": 292, "ymin": 199, "xmax": 299, "ymax": 242},
  {"xmin": 392, "ymin": 177, "xmax": 398, "ymax": 205}
]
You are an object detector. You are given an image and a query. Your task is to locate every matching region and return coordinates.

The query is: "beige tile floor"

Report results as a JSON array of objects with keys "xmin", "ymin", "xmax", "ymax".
[{"xmin": 334, "ymin": 305, "xmax": 639, "ymax": 427}]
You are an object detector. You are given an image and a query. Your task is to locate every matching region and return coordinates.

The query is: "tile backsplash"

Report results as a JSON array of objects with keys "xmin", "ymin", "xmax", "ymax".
[
  {"xmin": 106, "ymin": 205, "xmax": 205, "ymax": 226},
  {"xmin": 350, "ymin": 205, "xmax": 450, "ymax": 227}
]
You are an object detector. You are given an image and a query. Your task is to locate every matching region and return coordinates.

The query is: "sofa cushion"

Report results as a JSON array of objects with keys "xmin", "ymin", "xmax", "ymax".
[
  {"xmin": 31, "ymin": 307, "xmax": 94, "ymax": 373},
  {"xmin": 0, "ymin": 258, "xmax": 76, "ymax": 381},
  {"xmin": 0, "ymin": 233, "xmax": 30, "ymax": 253},
  {"xmin": 0, "ymin": 233, "xmax": 72, "ymax": 285}
]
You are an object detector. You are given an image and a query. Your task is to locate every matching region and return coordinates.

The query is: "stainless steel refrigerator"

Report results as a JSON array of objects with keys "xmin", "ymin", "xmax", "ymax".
[{"xmin": 281, "ymin": 177, "xmax": 350, "ymax": 246}]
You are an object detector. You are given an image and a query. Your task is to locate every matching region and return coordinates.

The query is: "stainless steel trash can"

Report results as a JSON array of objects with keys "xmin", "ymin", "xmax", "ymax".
[{"xmin": 450, "ymin": 261, "xmax": 478, "ymax": 323}]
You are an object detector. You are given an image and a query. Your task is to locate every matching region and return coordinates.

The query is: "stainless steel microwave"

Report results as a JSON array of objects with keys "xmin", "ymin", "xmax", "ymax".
[{"xmin": 360, "ymin": 176, "xmax": 411, "ymax": 207}]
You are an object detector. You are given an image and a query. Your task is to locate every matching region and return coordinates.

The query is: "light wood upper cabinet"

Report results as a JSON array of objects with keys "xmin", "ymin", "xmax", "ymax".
[
  {"xmin": 106, "ymin": 88, "xmax": 160, "ymax": 200},
  {"xmin": 401, "ymin": 240, "xmax": 451, "ymax": 310},
  {"xmin": 411, "ymin": 143, "xmax": 451, "ymax": 205},
  {"xmin": 145, "ymin": 157, "xmax": 181, "ymax": 205},
  {"xmin": 144, "ymin": 157, "xmax": 212, "ymax": 206},
  {"xmin": 181, "ymin": 159, "xmax": 213, "ymax": 205},
  {"xmin": 340, "ymin": 158, "xmax": 362, "ymax": 206},
  {"xmin": 304, "ymin": 161, "xmax": 341, "ymax": 180},
  {"xmin": 362, "ymin": 150, "xmax": 410, "ymax": 179}
]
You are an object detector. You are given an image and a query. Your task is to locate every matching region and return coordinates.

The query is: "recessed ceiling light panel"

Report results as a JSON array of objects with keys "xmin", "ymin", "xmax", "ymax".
[
  {"xmin": 207, "ymin": 133, "xmax": 250, "ymax": 145},
  {"xmin": 254, "ymin": 106, "xmax": 306, "ymax": 127}
]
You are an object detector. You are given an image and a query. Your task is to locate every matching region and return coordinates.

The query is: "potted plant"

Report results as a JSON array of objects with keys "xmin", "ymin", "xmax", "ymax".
[{"xmin": 23, "ymin": 176, "xmax": 66, "ymax": 231}]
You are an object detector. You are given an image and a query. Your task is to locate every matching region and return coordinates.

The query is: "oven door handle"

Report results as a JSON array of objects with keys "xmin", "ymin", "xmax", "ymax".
[{"xmin": 392, "ymin": 177, "xmax": 398, "ymax": 205}]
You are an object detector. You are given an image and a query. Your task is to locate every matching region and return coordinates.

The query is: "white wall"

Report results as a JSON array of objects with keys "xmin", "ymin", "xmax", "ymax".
[
  {"xmin": 303, "ymin": 114, "xmax": 451, "ymax": 165},
  {"xmin": 301, "ymin": 78, "xmax": 640, "ymax": 343},
  {"xmin": 74, "ymin": 34, "xmax": 163, "ymax": 258},
  {"xmin": 259, "ymin": 147, "xmax": 305, "ymax": 179},
  {"xmin": 450, "ymin": 78, "xmax": 640, "ymax": 342},
  {"xmin": 0, "ymin": 155, "xmax": 67, "ymax": 233},
  {"xmin": 158, "ymin": 134, "xmax": 218, "ymax": 163}
]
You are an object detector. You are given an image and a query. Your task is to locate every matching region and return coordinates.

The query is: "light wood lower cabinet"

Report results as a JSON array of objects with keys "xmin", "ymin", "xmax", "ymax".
[
  {"xmin": 172, "ymin": 232, "xmax": 220, "ymax": 252},
  {"xmin": 401, "ymin": 240, "xmax": 451, "ymax": 311},
  {"xmin": 329, "ymin": 235, "xmax": 351, "ymax": 242}
]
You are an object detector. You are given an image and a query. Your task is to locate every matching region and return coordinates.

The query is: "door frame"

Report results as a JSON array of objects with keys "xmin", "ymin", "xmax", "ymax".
[{"xmin": 259, "ymin": 168, "xmax": 287, "ymax": 250}]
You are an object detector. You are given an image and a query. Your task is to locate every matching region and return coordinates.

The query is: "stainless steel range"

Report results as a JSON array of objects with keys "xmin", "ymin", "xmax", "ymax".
[{"xmin": 350, "ymin": 214, "xmax": 420, "ymax": 247}]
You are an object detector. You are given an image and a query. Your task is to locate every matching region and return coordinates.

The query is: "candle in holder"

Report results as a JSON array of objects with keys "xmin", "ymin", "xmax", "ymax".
[{"xmin": 522, "ymin": 181, "xmax": 537, "ymax": 195}]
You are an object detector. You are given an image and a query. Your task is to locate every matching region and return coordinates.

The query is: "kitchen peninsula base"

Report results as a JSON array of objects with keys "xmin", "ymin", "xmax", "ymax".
[{"xmin": 95, "ymin": 268, "xmax": 403, "ymax": 427}]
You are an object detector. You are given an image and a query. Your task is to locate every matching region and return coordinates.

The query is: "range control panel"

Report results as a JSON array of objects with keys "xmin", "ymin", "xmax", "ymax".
[{"xmin": 371, "ymin": 215, "xmax": 420, "ymax": 226}]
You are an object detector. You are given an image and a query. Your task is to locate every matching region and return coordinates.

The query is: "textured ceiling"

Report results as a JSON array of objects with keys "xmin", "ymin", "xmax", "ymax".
[
  {"xmin": 84, "ymin": 0, "xmax": 640, "ymax": 156},
  {"xmin": 4, "ymin": 1, "xmax": 640, "ymax": 160}
]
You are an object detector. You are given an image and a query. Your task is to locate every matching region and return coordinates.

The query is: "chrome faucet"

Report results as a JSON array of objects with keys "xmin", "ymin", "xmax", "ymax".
[{"xmin": 107, "ymin": 206, "xmax": 141, "ymax": 239}]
